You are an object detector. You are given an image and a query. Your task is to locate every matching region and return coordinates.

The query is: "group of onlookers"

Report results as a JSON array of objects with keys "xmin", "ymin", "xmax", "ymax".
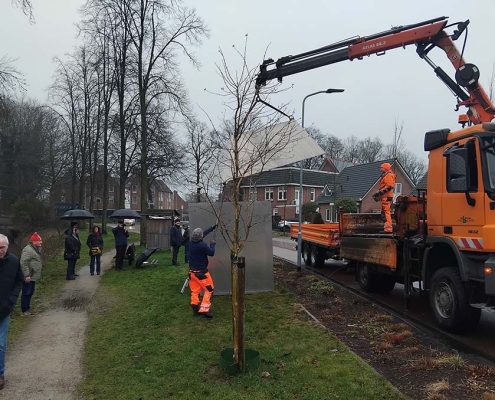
[{"xmin": 0, "ymin": 219, "xmax": 128, "ymax": 390}]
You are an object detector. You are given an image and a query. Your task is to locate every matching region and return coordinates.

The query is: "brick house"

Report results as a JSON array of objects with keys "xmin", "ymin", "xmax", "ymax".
[
  {"xmin": 239, "ymin": 167, "xmax": 336, "ymax": 220},
  {"xmin": 52, "ymin": 171, "xmax": 187, "ymax": 217},
  {"xmin": 316, "ymin": 159, "xmax": 415, "ymax": 222}
]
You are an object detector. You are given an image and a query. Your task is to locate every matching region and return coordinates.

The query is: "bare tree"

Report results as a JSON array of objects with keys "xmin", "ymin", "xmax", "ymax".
[
  {"xmin": 11, "ymin": 0, "xmax": 34, "ymax": 23},
  {"xmin": 341, "ymin": 135, "xmax": 360, "ymax": 163},
  {"xmin": 355, "ymin": 137, "xmax": 383, "ymax": 163},
  {"xmin": 396, "ymin": 150, "xmax": 427, "ymax": 185},
  {"xmin": 79, "ymin": 2, "xmax": 119, "ymax": 231},
  {"xmin": 0, "ymin": 55, "xmax": 25, "ymax": 93},
  {"xmin": 302, "ymin": 126, "xmax": 325, "ymax": 169},
  {"xmin": 122, "ymin": 0, "xmax": 208, "ymax": 244},
  {"xmin": 183, "ymin": 119, "xmax": 218, "ymax": 200},
  {"xmin": 1, "ymin": 1, "xmax": 33, "ymax": 93},
  {"xmin": 202, "ymin": 38, "xmax": 301, "ymax": 372}
]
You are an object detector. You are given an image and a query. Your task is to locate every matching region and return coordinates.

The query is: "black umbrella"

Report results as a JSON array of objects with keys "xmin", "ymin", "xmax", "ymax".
[
  {"xmin": 135, "ymin": 247, "xmax": 158, "ymax": 268},
  {"xmin": 109, "ymin": 209, "xmax": 142, "ymax": 220},
  {"xmin": 59, "ymin": 209, "xmax": 95, "ymax": 220}
]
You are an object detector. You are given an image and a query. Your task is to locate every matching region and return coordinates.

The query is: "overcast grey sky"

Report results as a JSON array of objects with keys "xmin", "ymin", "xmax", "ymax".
[{"xmin": 2, "ymin": 0, "xmax": 495, "ymax": 163}]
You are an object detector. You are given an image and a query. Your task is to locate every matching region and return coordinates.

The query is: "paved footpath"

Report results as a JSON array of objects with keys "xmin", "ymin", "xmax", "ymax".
[{"xmin": 0, "ymin": 251, "xmax": 116, "ymax": 400}]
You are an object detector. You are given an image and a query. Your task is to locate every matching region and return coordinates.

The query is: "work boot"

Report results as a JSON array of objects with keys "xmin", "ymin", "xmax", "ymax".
[
  {"xmin": 191, "ymin": 305, "xmax": 200, "ymax": 316},
  {"xmin": 199, "ymin": 311, "xmax": 214, "ymax": 319},
  {"xmin": 0, "ymin": 375, "xmax": 5, "ymax": 390}
]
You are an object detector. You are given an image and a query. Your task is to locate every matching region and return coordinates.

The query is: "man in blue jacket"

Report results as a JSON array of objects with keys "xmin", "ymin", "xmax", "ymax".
[
  {"xmin": 0, "ymin": 233, "xmax": 24, "ymax": 390},
  {"xmin": 112, "ymin": 220, "xmax": 129, "ymax": 271},
  {"xmin": 188, "ymin": 223, "xmax": 217, "ymax": 318},
  {"xmin": 170, "ymin": 218, "xmax": 183, "ymax": 266}
]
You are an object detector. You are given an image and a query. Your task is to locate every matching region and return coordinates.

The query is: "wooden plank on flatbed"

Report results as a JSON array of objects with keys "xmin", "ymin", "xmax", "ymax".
[{"xmin": 340, "ymin": 236, "xmax": 397, "ymax": 269}]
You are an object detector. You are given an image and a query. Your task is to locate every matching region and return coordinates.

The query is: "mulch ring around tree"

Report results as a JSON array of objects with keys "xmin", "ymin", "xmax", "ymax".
[{"xmin": 274, "ymin": 261, "xmax": 495, "ymax": 400}]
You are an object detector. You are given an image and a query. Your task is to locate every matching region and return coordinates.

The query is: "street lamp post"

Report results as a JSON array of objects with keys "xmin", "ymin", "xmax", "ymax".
[{"xmin": 297, "ymin": 88, "xmax": 344, "ymax": 272}]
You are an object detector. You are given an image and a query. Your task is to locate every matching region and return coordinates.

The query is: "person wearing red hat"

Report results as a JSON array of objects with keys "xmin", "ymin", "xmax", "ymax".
[
  {"xmin": 372, "ymin": 163, "xmax": 396, "ymax": 233},
  {"xmin": 20, "ymin": 232, "xmax": 43, "ymax": 316}
]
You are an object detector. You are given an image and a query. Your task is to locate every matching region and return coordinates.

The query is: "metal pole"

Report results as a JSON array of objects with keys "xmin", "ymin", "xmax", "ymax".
[{"xmin": 297, "ymin": 89, "xmax": 345, "ymax": 272}]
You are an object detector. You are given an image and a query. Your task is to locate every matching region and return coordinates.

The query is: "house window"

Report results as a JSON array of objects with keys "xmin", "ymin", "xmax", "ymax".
[
  {"xmin": 295, "ymin": 189, "xmax": 300, "ymax": 206},
  {"xmin": 109, "ymin": 185, "xmax": 114, "ymax": 193},
  {"xmin": 310, "ymin": 188, "xmax": 315, "ymax": 202},
  {"xmin": 132, "ymin": 196, "xmax": 137, "ymax": 204},
  {"xmin": 151, "ymin": 186, "xmax": 155, "ymax": 194},
  {"xmin": 159, "ymin": 192, "xmax": 163, "ymax": 201},
  {"xmin": 109, "ymin": 196, "xmax": 114, "ymax": 204},
  {"xmin": 265, "ymin": 187, "xmax": 274, "ymax": 201},
  {"xmin": 96, "ymin": 197, "xmax": 101, "ymax": 203},
  {"xmin": 325, "ymin": 205, "xmax": 335, "ymax": 222},
  {"xmin": 273, "ymin": 208, "xmax": 278, "ymax": 215},
  {"xmin": 249, "ymin": 188, "xmax": 257, "ymax": 201},
  {"xmin": 395, "ymin": 183, "xmax": 402, "ymax": 195},
  {"xmin": 132, "ymin": 185, "xmax": 137, "ymax": 193},
  {"xmin": 278, "ymin": 187, "xmax": 287, "ymax": 201}
]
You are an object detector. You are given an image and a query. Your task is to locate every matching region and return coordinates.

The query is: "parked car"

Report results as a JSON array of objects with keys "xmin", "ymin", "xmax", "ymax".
[
  {"xmin": 124, "ymin": 218, "xmax": 135, "ymax": 226},
  {"xmin": 278, "ymin": 218, "xmax": 302, "ymax": 232}
]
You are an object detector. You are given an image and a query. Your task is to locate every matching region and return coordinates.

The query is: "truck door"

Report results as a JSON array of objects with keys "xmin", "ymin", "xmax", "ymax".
[{"xmin": 441, "ymin": 139, "xmax": 485, "ymax": 248}]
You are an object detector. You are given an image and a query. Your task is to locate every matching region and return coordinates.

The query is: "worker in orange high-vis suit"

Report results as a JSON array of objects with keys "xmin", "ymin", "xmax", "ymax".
[
  {"xmin": 188, "ymin": 224, "xmax": 218, "ymax": 319},
  {"xmin": 372, "ymin": 163, "xmax": 396, "ymax": 233}
]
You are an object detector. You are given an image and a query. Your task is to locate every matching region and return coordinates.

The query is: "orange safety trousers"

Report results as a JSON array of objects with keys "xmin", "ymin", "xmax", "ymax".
[
  {"xmin": 189, "ymin": 271, "xmax": 214, "ymax": 313},
  {"xmin": 381, "ymin": 197, "xmax": 393, "ymax": 233}
]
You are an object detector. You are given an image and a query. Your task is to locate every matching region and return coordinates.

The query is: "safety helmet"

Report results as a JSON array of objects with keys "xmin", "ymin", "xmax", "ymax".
[{"xmin": 381, "ymin": 162, "xmax": 391, "ymax": 171}]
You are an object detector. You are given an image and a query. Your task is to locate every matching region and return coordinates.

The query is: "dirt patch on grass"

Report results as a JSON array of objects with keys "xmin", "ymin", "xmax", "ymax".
[{"xmin": 274, "ymin": 261, "xmax": 495, "ymax": 400}]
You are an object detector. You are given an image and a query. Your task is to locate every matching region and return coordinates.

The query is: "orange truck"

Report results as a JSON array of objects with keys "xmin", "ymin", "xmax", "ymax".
[
  {"xmin": 289, "ymin": 223, "xmax": 340, "ymax": 265},
  {"xmin": 260, "ymin": 16, "xmax": 495, "ymax": 332}
]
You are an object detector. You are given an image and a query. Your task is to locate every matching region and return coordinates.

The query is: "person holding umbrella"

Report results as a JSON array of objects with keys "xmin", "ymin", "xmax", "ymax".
[
  {"xmin": 112, "ymin": 220, "xmax": 129, "ymax": 271},
  {"xmin": 64, "ymin": 222, "xmax": 81, "ymax": 280}
]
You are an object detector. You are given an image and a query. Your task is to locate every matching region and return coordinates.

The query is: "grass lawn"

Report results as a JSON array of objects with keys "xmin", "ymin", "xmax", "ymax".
[
  {"xmin": 8, "ymin": 227, "xmax": 140, "ymax": 340},
  {"xmin": 81, "ymin": 246, "xmax": 406, "ymax": 400}
]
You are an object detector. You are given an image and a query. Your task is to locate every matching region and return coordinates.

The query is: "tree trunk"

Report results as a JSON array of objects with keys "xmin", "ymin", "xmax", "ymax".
[{"xmin": 231, "ymin": 256, "xmax": 246, "ymax": 372}]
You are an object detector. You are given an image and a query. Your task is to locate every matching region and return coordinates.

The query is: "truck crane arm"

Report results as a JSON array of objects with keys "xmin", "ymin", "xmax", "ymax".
[{"xmin": 255, "ymin": 16, "xmax": 495, "ymax": 124}]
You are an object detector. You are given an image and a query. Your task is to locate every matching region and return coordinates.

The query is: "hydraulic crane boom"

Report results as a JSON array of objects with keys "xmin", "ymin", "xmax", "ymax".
[{"xmin": 255, "ymin": 16, "xmax": 495, "ymax": 125}]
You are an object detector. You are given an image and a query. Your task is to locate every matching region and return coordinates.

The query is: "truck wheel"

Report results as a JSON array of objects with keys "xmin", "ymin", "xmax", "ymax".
[
  {"xmin": 357, "ymin": 262, "xmax": 379, "ymax": 292},
  {"xmin": 377, "ymin": 274, "xmax": 396, "ymax": 293},
  {"xmin": 303, "ymin": 243, "xmax": 312, "ymax": 266},
  {"xmin": 429, "ymin": 267, "xmax": 481, "ymax": 332},
  {"xmin": 310, "ymin": 244, "xmax": 325, "ymax": 268}
]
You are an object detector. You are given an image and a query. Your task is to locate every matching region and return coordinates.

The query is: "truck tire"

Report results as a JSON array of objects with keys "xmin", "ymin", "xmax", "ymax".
[
  {"xmin": 377, "ymin": 274, "xmax": 396, "ymax": 293},
  {"xmin": 357, "ymin": 262, "xmax": 380, "ymax": 292},
  {"xmin": 310, "ymin": 244, "xmax": 325, "ymax": 268},
  {"xmin": 429, "ymin": 267, "xmax": 481, "ymax": 332},
  {"xmin": 303, "ymin": 243, "xmax": 312, "ymax": 266}
]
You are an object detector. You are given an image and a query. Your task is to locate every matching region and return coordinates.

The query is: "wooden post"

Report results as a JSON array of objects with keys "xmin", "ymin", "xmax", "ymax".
[{"xmin": 231, "ymin": 255, "xmax": 246, "ymax": 372}]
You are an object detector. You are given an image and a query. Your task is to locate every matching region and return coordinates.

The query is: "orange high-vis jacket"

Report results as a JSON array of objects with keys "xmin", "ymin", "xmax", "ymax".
[{"xmin": 379, "ymin": 171, "xmax": 396, "ymax": 198}]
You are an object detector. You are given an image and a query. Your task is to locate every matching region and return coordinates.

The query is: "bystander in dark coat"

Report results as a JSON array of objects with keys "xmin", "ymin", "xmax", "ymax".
[
  {"xmin": 64, "ymin": 223, "xmax": 81, "ymax": 280},
  {"xmin": 87, "ymin": 225, "xmax": 104, "ymax": 276},
  {"xmin": 0, "ymin": 233, "xmax": 24, "ymax": 389},
  {"xmin": 112, "ymin": 220, "xmax": 129, "ymax": 271}
]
